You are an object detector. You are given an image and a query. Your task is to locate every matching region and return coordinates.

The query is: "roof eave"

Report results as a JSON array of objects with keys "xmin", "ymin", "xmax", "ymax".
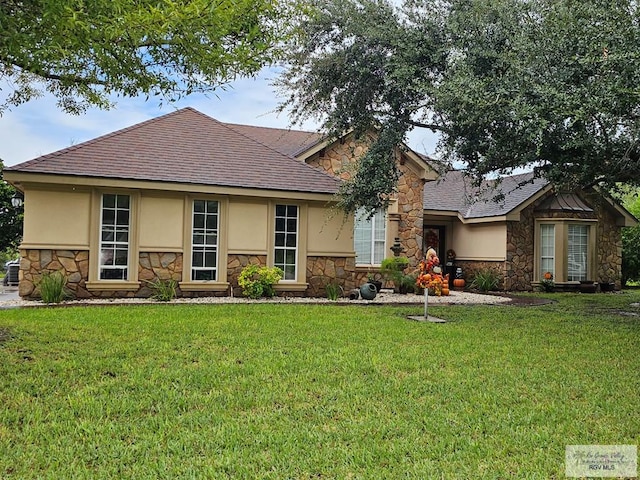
[{"xmin": 5, "ymin": 171, "xmax": 339, "ymax": 201}]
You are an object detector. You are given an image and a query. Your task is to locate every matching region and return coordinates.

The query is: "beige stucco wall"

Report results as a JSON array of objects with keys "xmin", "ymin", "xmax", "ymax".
[
  {"xmin": 307, "ymin": 205, "xmax": 354, "ymax": 255},
  {"xmin": 22, "ymin": 188, "xmax": 91, "ymax": 248},
  {"xmin": 139, "ymin": 195, "xmax": 184, "ymax": 250},
  {"xmin": 227, "ymin": 200, "xmax": 269, "ymax": 252},
  {"xmin": 451, "ymin": 222, "xmax": 507, "ymax": 260}
]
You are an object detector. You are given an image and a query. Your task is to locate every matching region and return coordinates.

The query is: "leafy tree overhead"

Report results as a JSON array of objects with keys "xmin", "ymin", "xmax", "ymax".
[
  {"xmin": 279, "ymin": 0, "xmax": 640, "ymax": 216},
  {"xmin": 0, "ymin": 159, "xmax": 23, "ymax": 251},
  {"xmin": 0, "ymin": 0, "xmax": 289, "ymax": 114}
]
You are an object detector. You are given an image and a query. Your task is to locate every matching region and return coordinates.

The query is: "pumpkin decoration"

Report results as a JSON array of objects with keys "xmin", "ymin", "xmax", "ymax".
[
  {"xmin": 416, "ymin": 248, "xmax": 450, "ymax": 296},
  {"xmin": 453, "ymin": 278, "xmax": 465, "ymax": 289}
]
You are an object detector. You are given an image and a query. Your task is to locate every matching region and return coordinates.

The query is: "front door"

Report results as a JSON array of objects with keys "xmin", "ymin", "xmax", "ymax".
[{"xmin": 424, "ymin": 226, "xmax": 445, "ymax": 257}]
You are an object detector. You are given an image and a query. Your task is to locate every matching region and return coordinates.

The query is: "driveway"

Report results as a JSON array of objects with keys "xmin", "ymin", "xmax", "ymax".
[{"xmin": 0, "ymin": 287, "xmax": 20, "ymax": 305}]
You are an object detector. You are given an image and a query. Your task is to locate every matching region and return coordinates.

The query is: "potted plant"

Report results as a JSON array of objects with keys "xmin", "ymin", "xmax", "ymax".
[
  {"xmin": 398, "ymin": 273, "xmax": 416, "ymax": 294},
  {"xmin": 380, "ymin": 257, "xmax": 410, "ymax": 293},
  {"xmin": 366, "ymin": 272, "xmax": 383, "ymax": 293},
  {"xmin": 539, "ymin": 271, "xmax": 555, "ymax": 293}
]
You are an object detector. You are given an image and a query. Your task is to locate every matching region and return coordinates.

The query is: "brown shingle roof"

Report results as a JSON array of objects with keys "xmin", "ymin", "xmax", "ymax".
[
  {"xmin": 424, "ymin": 170, "xmax": 549, "ymax": 218},
  {"xmin": 7, "ymin": 108, "xmax": 339, "ymax": 195},
  {"xmin": 225, "ymin": 123, "xmax": 324, "ymax": 157}
]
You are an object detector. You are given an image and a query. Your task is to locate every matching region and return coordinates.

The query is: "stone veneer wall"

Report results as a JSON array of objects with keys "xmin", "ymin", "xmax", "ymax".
[
  {"xmin": 19, "ymin": 249, "xmax": 90, "ymax": 299},
  {"xmin": 306, "ymin": 256, "xmax": 357, "ymax": 297},
  {"xmin": 590, "ymin": 195, "xmax": 623, "ymax": 288},
  {"xmin": 396, "ymin": 163, "xmax": 425, "ymax": 269},
  {"xmin": 137, "ymin": 252, "xmax": 183, "ymax": 297},
  {"xmin": 19, "ymin": 249, "xmax": 185, "ymax": 299},
  {"xmin": 306, "ymin": 134, "xmax": 426, "ymax": 270},
  {"xmin": 454, "ymin": 260, "xmax": 506, "ymax": 290},
  {"xmin": 505, "ymin": 201, "xmax": 537, "ymax": 291}
]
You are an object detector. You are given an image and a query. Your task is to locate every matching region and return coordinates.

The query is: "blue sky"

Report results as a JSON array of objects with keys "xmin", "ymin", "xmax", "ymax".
[{"xmin": 0, "ymin": 67, "xmax": 439, "ymax": 168}]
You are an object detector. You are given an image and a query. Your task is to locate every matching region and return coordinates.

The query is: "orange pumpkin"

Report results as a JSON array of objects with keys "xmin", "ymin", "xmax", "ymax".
[
  {"xmin": 442, "ymin": 287, "xmax": 450, "ymax": 296},
  {"xmin": 453, "ymin": 278, "xmax": 465, "ymax": 289}
]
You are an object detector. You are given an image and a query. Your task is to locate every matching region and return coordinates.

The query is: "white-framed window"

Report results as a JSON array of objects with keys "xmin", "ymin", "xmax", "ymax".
[
  {"xmin": 191, "ymin": 200, "xmax": 219, "ymax": 281},
  {"xmin": 568, "ymin": 224, "xmax": 589, "ymax": 281},
  {"xmin": 99, "ymin": 193, "xmax": 130, "ymax": 280},
  {"xmin": 536, "ymin": 220, "xmax": 594, "ymax": 283},
  {"xmin": 354, "ymin": 209, "xmax": 386, "ymax": 265},
  {"xmin": 274, "ymin": 204, "xmax": 298, "ymax": 280},
  {"xmin": 540, "ymin": 224, "xmax": 555, "ymax": 277}
]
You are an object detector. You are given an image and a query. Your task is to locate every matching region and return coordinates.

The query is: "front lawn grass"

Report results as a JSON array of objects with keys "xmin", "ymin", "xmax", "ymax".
[{"xmin": 1, "ymin": 293, "xmax": 639, "ymax": 479}]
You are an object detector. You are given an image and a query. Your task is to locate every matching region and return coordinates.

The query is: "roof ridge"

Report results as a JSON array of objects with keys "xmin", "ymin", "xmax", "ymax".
[
  {"xmin": 7, "ymin": 108, "xmax": 192, "ymax": 171},
  {"xmin": 224, "ymin": 121, "xmax": 318, "ymax": 135},
  {"xmin": 220, "ymin": 121, "xmax": 340, "ymax": 184}
]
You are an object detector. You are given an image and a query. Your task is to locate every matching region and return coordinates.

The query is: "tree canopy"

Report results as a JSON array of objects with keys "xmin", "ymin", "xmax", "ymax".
[
  {"xmin": 0, "ymin": 159, "xmax": 23, "ymax": 252},
  {"xmin": 1, "ymin": 0, "xmax": 289, "ymax": 114},
  {"xmin": 278, "ymin": 0, "xmax": 640, "ymax": 215}
]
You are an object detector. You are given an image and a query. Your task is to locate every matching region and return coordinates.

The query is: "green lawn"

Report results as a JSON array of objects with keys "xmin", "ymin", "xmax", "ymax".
[{"xmin": 0, "ymin": 293, "xmax": 638, "ymax": 479}]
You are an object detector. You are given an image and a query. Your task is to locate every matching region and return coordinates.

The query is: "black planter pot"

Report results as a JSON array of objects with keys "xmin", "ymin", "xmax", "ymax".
[
  {"xmin": 579, "ymin": 281, "xmax": 597, "ymax": 293},
  {"xmin": 599, "ymin": 282, "xmax": 615, "ymax": 292}
]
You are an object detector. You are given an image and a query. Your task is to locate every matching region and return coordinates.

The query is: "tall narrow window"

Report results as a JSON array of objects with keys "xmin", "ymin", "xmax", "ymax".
[
  {"xmin": 191, "ymin": 200, "xmax": 219, "ymax": 281},
  {"xmin": 100, "ymin": 194, "xmax": 130, "ymax": 280},
  {"xmin": 274, "ymin": 204, "xmax": 298, "ymax": 280},
  {"xmin": 540, "ymin": 224, "xmax": 555, "ymax": 277},
  {"xmin": 354, "ymin": 209, "xmax": 386, "ymax": 265},
  {"xmin": 568, "ymin": 224, "xmax": 589, "ymax": 281}
]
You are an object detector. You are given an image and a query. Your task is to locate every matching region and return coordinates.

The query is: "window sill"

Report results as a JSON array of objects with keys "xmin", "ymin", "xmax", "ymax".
[
  {"xmin": 274, "ymin": 282, "xmax": 309, "ymax": 292},
  {"xmin": 86, "ymin": 281, "xmax": 141, "ymax": 291},
  {"xmin": 179, "ymin": 281, "xmax": 230, "ymax": 292}
]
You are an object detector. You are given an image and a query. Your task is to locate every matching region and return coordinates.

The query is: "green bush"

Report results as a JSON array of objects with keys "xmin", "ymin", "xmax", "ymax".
[
  {"xmin": 380, "ymin": 256, "xmax": 410, "ymax": 288},
  {"xmin": 470, "ymin": 269, "xmax": 501, "ymax": 292},
  {"xmin": 38, "ymin": 271, "xmax": 70, "ymax": 303},
  {"xmin": 146, "ymin": 278, "xmax": 178, "ymax": 302},
  {"xmin": 238, "ymin": 265, "xmax": 283, "ymax": 299},
  {"xmin": 399, "ymin": 273, "xmax": 416, "ymax": 293}
]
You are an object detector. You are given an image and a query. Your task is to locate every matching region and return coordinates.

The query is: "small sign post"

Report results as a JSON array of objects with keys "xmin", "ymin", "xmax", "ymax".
[{"xmin": 424, "ymin": 287, "xmax": 428, "ymax": 319}]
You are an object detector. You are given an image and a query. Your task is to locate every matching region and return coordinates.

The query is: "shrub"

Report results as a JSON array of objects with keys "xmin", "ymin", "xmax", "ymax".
[
  {"xmin": 146, "ymin": 278, "xmax": 178, "ymax": 302},
  {"xmin": 399, "ymin": 273, "xmax": 416, "ymax": 294},
  {"xmin": 38, "ymin": 271, "xmax": 70, "ymax": 303},
  {"xmin": 380, "ymin": 257, "xmax": 410, "ymax": 283},
  {"xmin": 238, "ymin": 265, "xmax": 283, "ymax": 299},
  {"xmin": 325, "ymin": 282, "xmax": 342, "ymax": 300},
  {"xmin": 539, "ymin": 272, "xmax": 555, "ymax": 293},
  {"xmin": 470, "ymin": 269, "xmax": 501, "ymax": 292}
]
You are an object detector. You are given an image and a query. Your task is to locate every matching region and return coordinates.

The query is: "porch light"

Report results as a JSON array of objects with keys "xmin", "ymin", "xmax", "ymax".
[{"xmin": 11, "ymin": 193, "xmax": 23, "ymax": 208}]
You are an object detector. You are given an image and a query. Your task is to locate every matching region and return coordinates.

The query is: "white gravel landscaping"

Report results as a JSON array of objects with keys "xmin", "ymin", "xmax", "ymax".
[{"xmin": 0, "ymin": 288, "xmax": 511, "ymax": 308}]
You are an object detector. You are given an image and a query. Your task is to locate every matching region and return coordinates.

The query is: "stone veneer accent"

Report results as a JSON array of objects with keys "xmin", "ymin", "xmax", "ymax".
[
  {"xmin": 454, "ymin": 260, "xmax": 505, "ymax": 290},
  {"xmin": 591, "ymin": 195, "xmax": 623, "ymax": 289},
  {"xmin": 137, "ymin": 252, "xmax": 183, "ymax": 297},
  {"xmin": 19, "ymin": 249, "xmax": 89, "ymax": 299},
  {"xmin": 306, "ymin": 256, "xmax": 357, "ymax": 297},
  {"xmin": 306, "ymin": 133, "xmax": 426, "ymax": 270},
  {"xmin": 19, "ymin": 249, "xmax": 186, "ymax": 299}
]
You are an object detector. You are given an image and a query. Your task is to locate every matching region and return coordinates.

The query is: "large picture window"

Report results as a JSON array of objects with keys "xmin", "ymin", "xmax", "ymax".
[
  {"xmin": 274, "ymin": 204, "xmax": 298, "ymax": 280},
  {"xmin": 99, "ymin": 194, "xmax": 130, "ymax": 280},
  {"xmin": 354, "ymin": 209, "xmax": 386, "ymax": 265},
  {"xmin": 191, "ymin": 200, "xmax": 219, "ymax": 281}
]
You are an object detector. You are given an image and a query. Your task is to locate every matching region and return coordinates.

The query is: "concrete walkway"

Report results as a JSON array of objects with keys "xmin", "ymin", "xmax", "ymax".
[{"xmin": 0, "ymin": 287, "xmax": 19, "ymax": 303}]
